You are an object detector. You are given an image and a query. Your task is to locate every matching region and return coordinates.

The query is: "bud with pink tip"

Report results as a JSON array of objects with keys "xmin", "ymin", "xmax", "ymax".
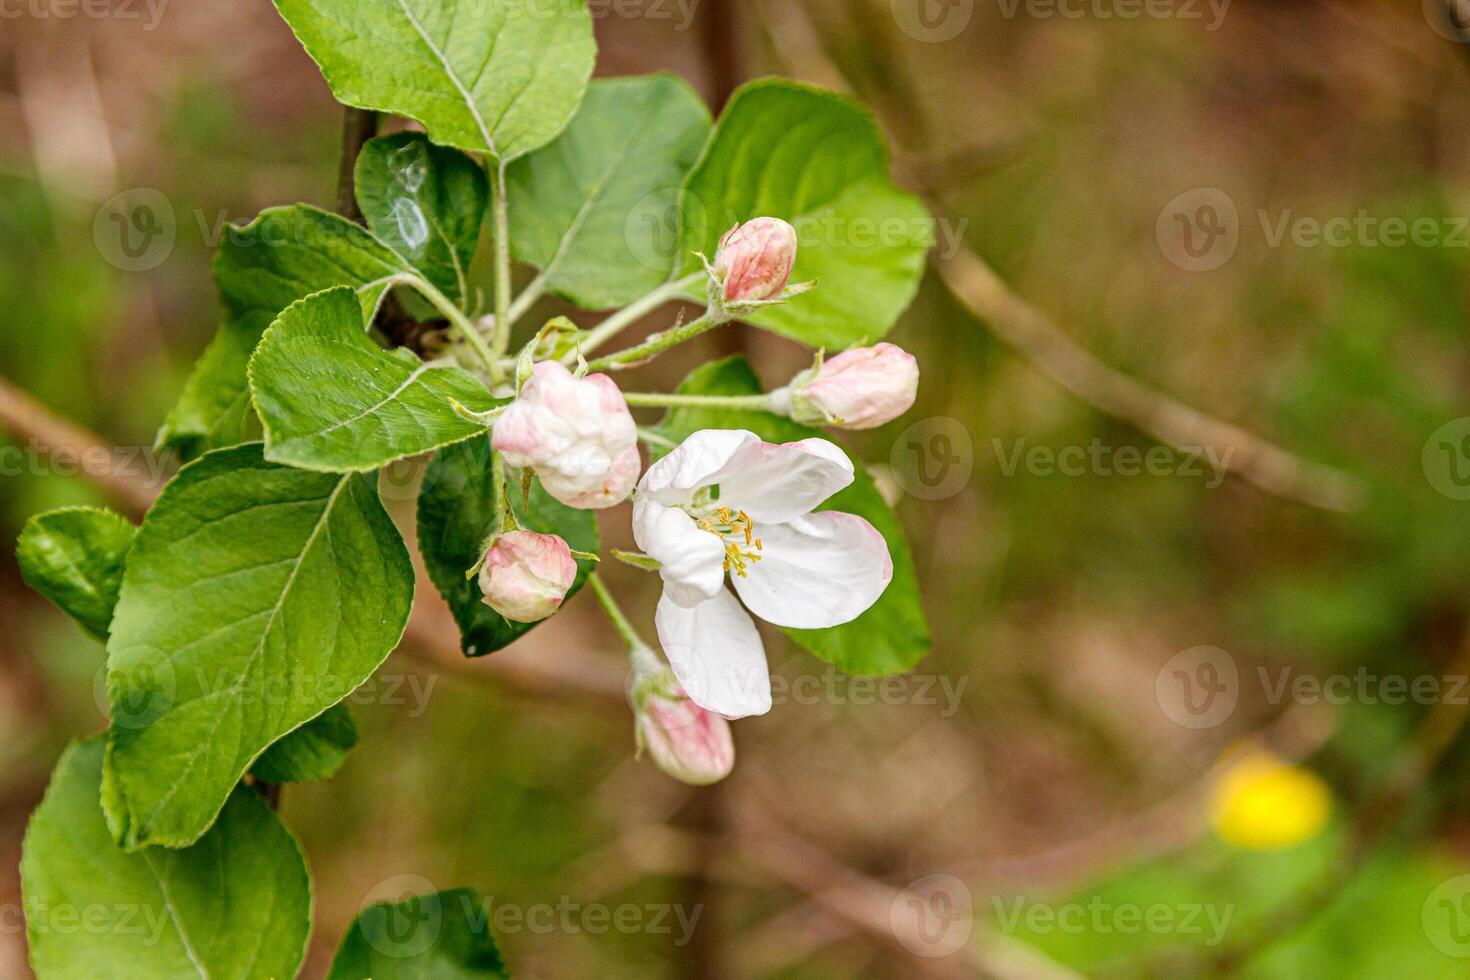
[
  {"xmin": 477, "ymin": 531, "xmax": 578, "ymax": 623},
  {"xmin": 630, "ymin": 656, "xmax": 735, "ymax": 786},
  {"xmin": 492, "ymin": 360, "xmax": 641, "ymax": 509},
  {"xmin": 714, "ymin": 218, "xmax": 799, "ymax": 304},
  {"xmin": 782, "ymin": 343, "xmax": 920, "ymax": 429}
]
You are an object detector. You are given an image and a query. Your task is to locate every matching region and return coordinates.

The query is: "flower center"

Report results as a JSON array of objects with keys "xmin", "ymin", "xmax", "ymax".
[{"xmin": 697, "ymin": 506, "xmax": 764, "ymax": 578}]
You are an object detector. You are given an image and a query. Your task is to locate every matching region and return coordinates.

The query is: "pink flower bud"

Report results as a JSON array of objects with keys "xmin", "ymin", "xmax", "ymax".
[
  {"xmin": 633, "ymin": 670, "xmax": 735, "ymax": 786},
  {"xmin": 714, "ymin": 218, "xmax": 798, "ymax": 304},
  {"xmin": 789, "ymin": 343, "xmax": 919, "ymax": 430},
  {"xmin": 477, "ymin": 531, "xmax": 578, "ymax": 623},
  {"xmin": 492, "ymin": 361, "xmax": 641, "ymax": 509}
]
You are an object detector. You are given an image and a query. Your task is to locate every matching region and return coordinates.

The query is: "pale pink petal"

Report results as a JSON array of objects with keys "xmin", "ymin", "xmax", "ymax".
[
  {"xmin": 712, "ymin": 438, "xmax": 855, "ymax": 523},
  {"xmin": 656, "ymin": 590, "xmax": 771, "ymax": 719},
  {"xmin": 633, "ymin": 499, "xmax": 726, "ymax": 607},
  {"xmin": 636, "ymin": 429, "xmax": 759, "ymax": 503},
  {"xmin": 732, "ymin": 511, "xmax": 891, "ymax": 629},
  {"xmin": 637, "ymin": 687, "xmax": 735, "ymax": 786}
]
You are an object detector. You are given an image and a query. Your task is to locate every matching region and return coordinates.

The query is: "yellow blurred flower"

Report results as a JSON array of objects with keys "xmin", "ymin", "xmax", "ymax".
[{"xmin": 1208, "ymin": 749, "xmax": 1331, "ymax": 851}]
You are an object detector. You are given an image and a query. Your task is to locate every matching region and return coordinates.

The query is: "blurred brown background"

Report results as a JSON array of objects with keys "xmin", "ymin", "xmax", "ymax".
[{"xmin": 5, "ymin": 0, "xmax": 1470, "ymax": 976}]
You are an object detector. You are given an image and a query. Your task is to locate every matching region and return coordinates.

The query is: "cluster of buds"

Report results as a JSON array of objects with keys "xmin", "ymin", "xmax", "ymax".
[{"xmin": 475, "ymin": 213, "xmax": 918, "ymax": 784}]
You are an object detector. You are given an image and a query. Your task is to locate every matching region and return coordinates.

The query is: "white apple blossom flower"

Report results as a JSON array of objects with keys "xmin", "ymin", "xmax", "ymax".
[
  {"xmin": 632, "ymin": 429, "xmax": 892, "ymax": 718},
  {"xmin": 492, "ymin": 360, "xmax": 640, "ymax": 510}
]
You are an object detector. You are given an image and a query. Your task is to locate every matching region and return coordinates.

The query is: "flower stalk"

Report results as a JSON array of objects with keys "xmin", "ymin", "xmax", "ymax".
[
  {"xmin": 402, "ymin": 273, "xmax": 502, "ymax": 381},
  {"xmin": 570, "ymin": 273, "xmax": 706, "ymax": 362},
  {"xmin": 621, "ymin": 391, "xmax": 777, "ymax": 412},
  {"xmin": 490, "ymin": 160, "xmax": 514, "ymax": 357},
  {"xmin": 586, "ymin": 312, "xmax": 724, "ymax": 373},
  {"xmin": 587, "ymin": 571, "xmax": 648, "ymax": 654}
]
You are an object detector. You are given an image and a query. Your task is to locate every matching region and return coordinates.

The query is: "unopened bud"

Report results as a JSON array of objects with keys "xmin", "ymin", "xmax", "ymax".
[
  {"xmin": 786, "ymin": 343, "xmax": 919, "ymax": 429},
  {"xmin": 631, "ymin": 661, "xmax": 735, "ymax": 786},
  {"xmin": 492, "ymin": 361, "xmax": 641, "ymax": 509},
  {"xmin": 477, "ymin": 531, "xmax": 577, "ymax": 623},
  {"xmin": 714, "ymin": 218, "xmax": 798, "ymax": 304}
]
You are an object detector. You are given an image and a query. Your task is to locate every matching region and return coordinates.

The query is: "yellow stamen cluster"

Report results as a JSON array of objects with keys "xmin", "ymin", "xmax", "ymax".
[{"xmin": 698, "ymin": 506, "xmax": 764, "ymax": 578}]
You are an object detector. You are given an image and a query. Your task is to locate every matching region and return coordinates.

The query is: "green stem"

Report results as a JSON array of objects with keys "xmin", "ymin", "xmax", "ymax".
[
  {"xmin": 506, "ymin": 273, "xmax": 546, "ymax": 329},
  {"xmin": 402, "ymin": 274, "xmax": 501, "ymax": 380},
  {"xmin": 490, "ymin": 160, "xmax": 513, "ymax": 356},
  {"xmin": 587, "ymin": 572, "xmax": 647, "ymax": 653},
  {"xmin": 636, "ymin": 427, "xmax": 679, "ymax": 450},
  {"xmin": 587, "ymin": 312, "xmax": 723, "ymax": 373},
  {"xmin": 571, "ymin": 272, "xmax": 705, "ymax": 363},
  {"xmin": 623, "ymin": 391, "xmax": 775, "ymax": 411},
  {"xmin": 491, "ymin": 450, "xmax": 517, "ymax": 532}
]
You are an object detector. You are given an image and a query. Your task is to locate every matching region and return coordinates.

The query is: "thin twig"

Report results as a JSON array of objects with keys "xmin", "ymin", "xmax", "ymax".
[
  {"xmin": 934, "ymin": 250, "xmax": 1368, "ymax": 513},
  {"xmin": 753, "ymin": 0, "xmax": 1369, "ymax": 515},
  {"xmin": 0, "ymin": 376, "xmax": 158, "ymax": 518},
  {"xmin": 335, "ymin": 107, "xmax": 378, "ymax": 224}
]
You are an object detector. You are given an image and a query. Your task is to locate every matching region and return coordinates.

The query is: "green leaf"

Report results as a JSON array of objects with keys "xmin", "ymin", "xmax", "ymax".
[
  {"xmin": 326, "ymin": 888, "xmax": 507, "ymax": 979},
  {"xmin": 22, "ymin": 738, "xmax": 311, "ymax": 980},
  {"xmin": 272, "ymin": 0, "xmax": 595, "ymax": 163},
  {"xmin": 507, "ymin": 75, "xmax": 711, "ymax": 309},
  {"xmin": 155, "ymin": 321, "xmax": 261, "ymax": 458},
  {"xmin": 678, "ymin": 79, "xmax": 933, "ymax": 349},
  {"xmin": 16, "ymin": 508, "xmax": 136, "ymax": 639},
  {"xmin": 105, "ymin": 443, "xmax": 414, "ymax": 848},
  {"xmin": 654, "ymin": 357, "xmax": 930, "ymax": 676},
  {"xmin": 417, "ymin": 437, "xmax": 598, "ymax": 657},
  {"xmin": 357, "ymin": 131, "xmax": 488, "ymax": 306},
  {"xmin": 252, "ymin": 703, "xmax": 358, "ymax": 784},
  {"xmin": 159, "ymin": 205, "xmax": 413, "ymax": 456},
  {"xmin": 249, "ymin": 287, "xmax": 498, "ymax": 473}
]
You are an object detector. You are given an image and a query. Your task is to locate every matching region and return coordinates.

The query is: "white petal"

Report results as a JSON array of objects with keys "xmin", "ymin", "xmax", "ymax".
[
  {"xmin": 715, "ymin": 438, "xmax": 855, "ymax": 523},
  {"xmin": 632, "ymin": 499, "xmax": 725, "ymax": 607},
  {"xmin": 732, "ymin": 511, "xmax": 892, "ymax": 628},
  {"xmin": 637, "ymin": 429, "xmax": 759, "ymax": 504},
  {"xmin": 656, "ymin": 590, "xmax": 771, "ymax": 719}
]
